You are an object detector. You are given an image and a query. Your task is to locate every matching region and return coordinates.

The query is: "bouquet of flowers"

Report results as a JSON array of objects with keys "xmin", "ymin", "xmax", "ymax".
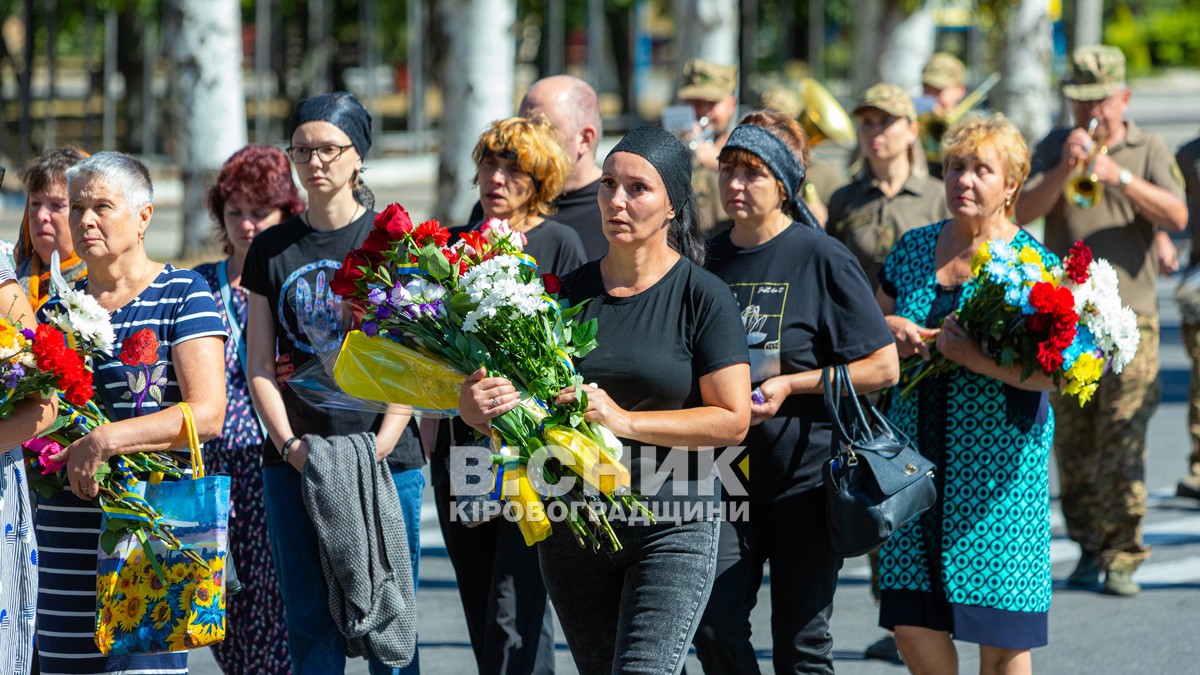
[
  {"xmin": 12, "ymin": 264, "xmax": 200, "ymax": 569},
  {"xmin": 330, "ymin": 204, "xmax": 649, "ymax": 550},
  {"xmin": 899, "ymin": 239, "xmax": 1138, "ymax": 405}
]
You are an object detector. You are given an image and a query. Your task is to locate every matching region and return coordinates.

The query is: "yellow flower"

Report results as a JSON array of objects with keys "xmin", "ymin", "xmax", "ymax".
[
  {"xmin": 97, "ymin": 571, "xmax": 118, "ymax": 596},
  {"xmin": 150, "ymin": 600, "xmax": 174, "ymax": 630},
  {"xmin": 94, "ymin": 619, "xmax": 115, "ymax": 655},
  {"xmin": 166, "ymin": 617, "xmax": 192, "ymax": 652},
  {"xmin": 139, "ymin": 571, "xmax": 169, "ymax": 602},
  {"xmin": 114, "ymin": 594, "xmax": 149, "ymax": 632},
  {"xmin": 1067, "ymin": 352, "xmax": 1104, "ymax": 385},
  {"xmin": 1018, "ymin": 246, "xmax": 1043, "ymax": 267},
  {"xmin": 167, "ymin": 562, "xmax": 191, "ymax": 585},
  {"xmin": 970, "ymin": 245, "xmax": 993, "ymax": 275},
  {"xmin": 116, "ymin": 569, "xmax": 139, "ymax": 596}
]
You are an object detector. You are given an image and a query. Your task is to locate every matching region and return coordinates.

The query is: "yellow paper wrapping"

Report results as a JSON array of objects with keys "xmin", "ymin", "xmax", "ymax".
[
  {"xmin": 333, "ymin": 330, "xmax": 464, "ymax": 412},
  {"xmin": 542, "ymin": 426, "xmax": 631, "ymax": 495},
  {"xmin": 512, "ymin": 466, "xmax": 552, "ymax": 546}
]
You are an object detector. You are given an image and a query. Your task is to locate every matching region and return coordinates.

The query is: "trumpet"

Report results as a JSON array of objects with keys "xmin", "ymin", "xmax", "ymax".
[
  {"xmin": 919, "ymin": 73, "xmax": 1001, "ymax": 164},
  {"xmin": 1064, "ymin": 118, "xmax": 1107, "ymax": 210}
]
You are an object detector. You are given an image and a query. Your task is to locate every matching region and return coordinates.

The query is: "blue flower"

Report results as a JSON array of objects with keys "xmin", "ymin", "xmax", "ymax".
[
  {"xmin": 362, "ymin": 321, "xmax": 379, "ymax": 337},
  {"xmin": 1062, "ymin": 341, "xmax": 1083, "ymax": 370},
  {"xmin": 1076, "ymin": 325, "xmax": 1098, "ymax": 353},
  {"xmin": 985, "ymin": 261, "xmax": 1010, "ymax": 284},
  {"xmin": 1021, "ymin": 263, "xmax": 1043, "ymax": 282},
  {"xmin": 1004, "ymin": 284, "xmax": 1025, "ymax": 307},
  {"xmin": 989, "ymin": 240, "xmax": 1017, "ymax": 264}
]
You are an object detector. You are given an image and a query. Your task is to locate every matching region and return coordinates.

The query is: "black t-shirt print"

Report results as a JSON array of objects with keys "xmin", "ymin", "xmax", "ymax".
[
  {"xmin": 562, "ymin": 257, "xmax": 749, "ymax": 512},
  {"xmin": 242, "ymin": 211, "xmax": 424, "ymax": 468},
  {"xmin": 706, "ymin": 222, "xmax": 894, "ymax": 502}
]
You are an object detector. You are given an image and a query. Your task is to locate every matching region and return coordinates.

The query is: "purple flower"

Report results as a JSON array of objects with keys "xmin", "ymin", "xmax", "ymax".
[
  {"xmin": 362, "ymin": 321, "xmax": 379, "ymax": 337},
  {"xmin": 367, "ymin": 288, "xmax": 387, "ymax": 306},
  {"xmin": 19, "ymin": 328, "xmax": 34, "ymax": 340},
  {"xmin": 376, "ymin": 304, "xmax": 393, "ymax": 320},
  {"xmin": 5, "ymin": 364, "xmax": 25, "ymax": 389},
  {"xmin": 402, "ymin": 305, "xmax": 419, "ymax": 320}
]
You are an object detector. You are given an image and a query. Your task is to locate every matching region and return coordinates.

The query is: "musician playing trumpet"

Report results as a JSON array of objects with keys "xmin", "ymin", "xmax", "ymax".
[
  {"xmin": 1016, "ymin": 45, "xmax": 1187, "ymax": 598},
  {"xmin": 677, "ymin": 58, "xmax": 739, "ymax": 235}
]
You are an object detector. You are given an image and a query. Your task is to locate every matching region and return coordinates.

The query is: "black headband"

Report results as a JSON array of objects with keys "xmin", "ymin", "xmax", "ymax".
[
  {"xmin": 722, "ymin": 124, "xmax": 821, "ymax": 229},
  {"xmin": 608, "ymin": 125, "xmax": 691, "ymax": 211},
  {"xmin": 290, "ymin": 91, "xmax": 373, "ymax": 159}
]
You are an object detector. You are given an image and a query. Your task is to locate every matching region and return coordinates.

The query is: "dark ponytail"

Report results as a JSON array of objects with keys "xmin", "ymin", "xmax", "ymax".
[
  {"xmin": 352, "ymin": 170, "xmax": 375, "ymax": 210},
  {"xmin": 668, "ymin": 189, "xmax": 705, "ymax": 266}
]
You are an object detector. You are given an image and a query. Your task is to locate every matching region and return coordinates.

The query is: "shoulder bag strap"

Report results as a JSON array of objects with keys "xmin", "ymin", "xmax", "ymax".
[{"xmin": 217, "ymin": 262, "xmax": 269, "ymax": 438}]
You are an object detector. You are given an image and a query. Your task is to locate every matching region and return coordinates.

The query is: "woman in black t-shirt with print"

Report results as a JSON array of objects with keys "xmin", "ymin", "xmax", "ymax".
[
  {"xmin": 459, "ymin": 125, "xmax": 751, "ymax": 675},
  {"xmin": 694, "ymin": 110, "xmax": 900, "ymax": 674}
]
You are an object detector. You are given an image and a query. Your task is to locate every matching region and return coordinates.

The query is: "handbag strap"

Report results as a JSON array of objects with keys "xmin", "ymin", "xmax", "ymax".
[{"xmin": 176, "ymin": 402, "xmax": 205, "ymax": 478}]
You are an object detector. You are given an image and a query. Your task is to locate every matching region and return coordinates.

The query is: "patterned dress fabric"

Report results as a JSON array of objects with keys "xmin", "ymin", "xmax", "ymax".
[
  {"xmin": 37, "ymin": 265, "xmax": 224, "ymax": 674},
  {"xmin": 1, "ymin": 448, "xmax": 37, "ymax": 675},
  {"xmin": 877, "ymin": 222, "xmax": 1055, "ymax": 648},
  {"xmin": 194, "ymin": 262, "xmax": 292, "ymax": 674}
]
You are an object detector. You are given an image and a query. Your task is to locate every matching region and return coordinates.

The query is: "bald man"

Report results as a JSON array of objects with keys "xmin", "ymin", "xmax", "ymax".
[{"xmin": 469, "ymin": 75, "xmax": 607, "ymax": 260}]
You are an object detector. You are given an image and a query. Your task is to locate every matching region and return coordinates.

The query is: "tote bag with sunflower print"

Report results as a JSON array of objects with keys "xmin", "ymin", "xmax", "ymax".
[{"xmin": 93, "ymin": 403, "xmax": 231, "ymax": 655}]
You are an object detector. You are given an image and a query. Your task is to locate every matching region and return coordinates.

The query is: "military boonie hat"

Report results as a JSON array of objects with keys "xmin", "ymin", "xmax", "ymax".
[
  {"xmin": 677, "ymin": 59, "xmax": 738, "ymax": 102},
  {"xmin": 1063, "ymin": 45, "xmax": 1126, "ymax": 100},
  {"xmin": 852, "ymin": 83, "xmax": 917, "ymax": 121},
  {"xmin": 758, "ymin": 84, "xmax": 804, "ymax": 119},
  {"xmin": 922, "ymin": 52, "xmax": 965, "ymax": 89}
]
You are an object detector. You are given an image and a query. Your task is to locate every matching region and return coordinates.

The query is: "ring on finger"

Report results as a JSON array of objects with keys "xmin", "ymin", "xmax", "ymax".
[{"xmin": 490, "ymin": 397, "xmax": 499, "ymax": 409}]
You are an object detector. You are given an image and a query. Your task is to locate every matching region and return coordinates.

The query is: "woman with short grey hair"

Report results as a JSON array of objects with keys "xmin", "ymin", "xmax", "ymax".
[{"xmin": 36, "ymin": 151, "xmax": 227, "ymax": 674}]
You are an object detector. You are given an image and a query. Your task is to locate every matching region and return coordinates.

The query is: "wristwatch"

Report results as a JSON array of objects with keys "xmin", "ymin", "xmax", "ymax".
[{"xmin": 1118, "ymin": 168, "xmax": 1133, "ymax": 187}]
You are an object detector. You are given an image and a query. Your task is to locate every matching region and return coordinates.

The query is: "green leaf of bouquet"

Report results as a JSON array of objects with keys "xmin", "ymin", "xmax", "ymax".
[
  {"xmin": 421, "ymin": 244, "xmax": 452, "ymax": 278},
  {"xmin": 99, "ymin": 528, "xmax": 123, "ymax": 555},
  {"xmin": 573, "ymin": 318, "xmax": 598, "ymax": 346},
  {"xmin": 450, "ymin": 292, "xmax": 475, "ymax": 315}
]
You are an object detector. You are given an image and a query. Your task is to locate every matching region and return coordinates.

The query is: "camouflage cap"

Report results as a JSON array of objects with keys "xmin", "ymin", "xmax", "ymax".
[
  {"xmin": 758, "ymin": 84, "xmax": 804, "ymax": 119},
  {"xmin": 922, "ymin": 52, "xmax": 965, "ymax": 89},
  {"xmin": 677, "ymin": 59, "xmax": 738, "ymax": 102},
  {"xmin": 1063, "ymin": 45, "xmax": 1126, "ymax": 100},
  {"xmin": 852, "ymin": 83, "xmax": 917, "ymax": 121}
]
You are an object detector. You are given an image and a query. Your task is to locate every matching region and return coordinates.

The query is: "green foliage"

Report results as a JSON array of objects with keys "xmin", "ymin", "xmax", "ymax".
[{"xmin": 1105, "ymin": 2, "xmax": 1200, "ymax": 72}]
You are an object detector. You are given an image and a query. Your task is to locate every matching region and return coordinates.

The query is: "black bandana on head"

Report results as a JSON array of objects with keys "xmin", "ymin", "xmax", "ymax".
[
  {"xmin": 290, "ymin": 91, "xmax": 373, "ymax": 159},
  {"xmin": 721, "ymin": 124, "xmax": 820, "ymax": 229},
  {"xmin": 608, "ymin": 125, "xmax": 691, "ymax": 211}
]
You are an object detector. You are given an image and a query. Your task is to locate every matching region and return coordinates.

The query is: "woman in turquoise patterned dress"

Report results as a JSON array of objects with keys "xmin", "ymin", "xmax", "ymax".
[{"xmin": 875, "ymin": 114, "xmax": 1056, "ymax": 675}]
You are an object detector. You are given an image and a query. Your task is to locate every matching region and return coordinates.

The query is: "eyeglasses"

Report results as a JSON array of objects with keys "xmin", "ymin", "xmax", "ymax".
[{"xmin": 286, "ymin": 144, "xmax": 354, "ymax": 164}]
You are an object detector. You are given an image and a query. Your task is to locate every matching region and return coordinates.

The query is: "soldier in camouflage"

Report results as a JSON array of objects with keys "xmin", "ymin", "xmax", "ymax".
[
  {"xmin": 1016, "ymin": 45, "xmax": 1189, "ymax": 596},
  {"xmin": 1174, "ymin": 132, "xmax": 1200, "ymax": 501},
  {"xmin": 676, "ymin": 58, "xmax": 739, "ymax": 237}
]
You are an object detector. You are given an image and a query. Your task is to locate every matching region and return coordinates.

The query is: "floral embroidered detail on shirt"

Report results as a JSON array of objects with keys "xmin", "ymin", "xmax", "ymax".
[{"xmin": 118, "ymin": 328, "xmax": 167, "ymax": 415}]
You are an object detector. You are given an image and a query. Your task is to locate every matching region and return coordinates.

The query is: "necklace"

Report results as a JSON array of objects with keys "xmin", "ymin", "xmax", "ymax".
[{"xmin": 303, "ymin": 203, "xmax": 362, "ymax": 231}]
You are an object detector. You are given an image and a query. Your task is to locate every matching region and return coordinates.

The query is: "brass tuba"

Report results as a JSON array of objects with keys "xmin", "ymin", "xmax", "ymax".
[
  {"xmin": 918, "ymin": 72, "xmax": 1001, "ymax": 164},
  {"xmin": 797, "ymin": 78, "xmax": 856, "ymax": 149},
  {"xmin": 1064, "ymin": 118, "xmax": 1107, "ymax": 210}
]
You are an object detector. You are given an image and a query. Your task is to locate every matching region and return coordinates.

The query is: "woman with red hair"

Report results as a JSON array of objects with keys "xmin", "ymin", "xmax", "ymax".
[{"xmin": 192, "ymin": 144, "xmax": 304, "ymax": 674}]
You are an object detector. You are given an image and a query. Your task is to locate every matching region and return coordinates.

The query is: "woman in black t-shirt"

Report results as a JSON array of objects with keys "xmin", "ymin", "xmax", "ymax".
[
  {"xmin": 243, "ymin": 92, "xmax": 422, "ymax": 674},
  {"xmin": 694, "ymin": 111, "xmax": 899, "ymax": 674},
  {"xmin": 458, "ymin": 125, "xmax": 751, "ymax": 675},
  {"xmin": 429, "ymin": 114, "xmax": 584, "ymax": 674}
]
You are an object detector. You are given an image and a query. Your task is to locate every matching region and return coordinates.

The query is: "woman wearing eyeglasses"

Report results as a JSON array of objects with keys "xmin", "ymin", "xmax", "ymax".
[{"xmin": 243, "ymin": 92, "xmax": 424, "ymax": 674}]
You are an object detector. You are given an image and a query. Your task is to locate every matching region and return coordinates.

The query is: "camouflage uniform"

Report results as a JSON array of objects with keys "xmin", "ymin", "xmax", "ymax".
[
  {"xmin": 1029, "ymin": 46, "xmax": 1188, "ymax": 573},
  {"xmin": 1052, "ymin": 316, "xmax": 1160, "ymax": 573},
  {"xmin": 1176, "ymin": 136, "xmax": 1200, "ymax": 493},
  {"xmin": 919, "ymin": 53, "xmax": 965, "ymax": 179}
]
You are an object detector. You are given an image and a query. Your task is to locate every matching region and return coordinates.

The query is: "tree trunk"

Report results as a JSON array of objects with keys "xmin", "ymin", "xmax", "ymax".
[
  {"xmin": 1000, "ymin": 0, "xmax": 1053, "ymax": 143},
  {"xmin": 674, "ymin": 0, "xmax": 739, "ymax": 68},
  {"xmin": 435, "ymin": 0, "xmax": 516, "ymax": 227},
  {"xmin": 856, "ymin": 0, "xmax": 935, "ymax": 94},
  {"xmin": 168, "ymin": 0, "xmax": 248, "ymax": 259}
]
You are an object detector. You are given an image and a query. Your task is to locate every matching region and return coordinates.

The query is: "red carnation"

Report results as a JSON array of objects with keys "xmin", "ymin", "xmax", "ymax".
[
  {"xmin": 541, "ymin": 273, "xmax": 562, "ymax": 294},
  {"xmin": 443, "ymin": 247, "xmax": 460, "ymax": 266},
  {"xmin": 1036, "ymin": 341, "xmax": 1064, "ymax": 373},
  {"xmin": 459, "ymin": 231, "xmax": 486, "ymax": 257},
  {"xmin": 119, "ymin": 328, "xmax": 161, "ymax": 367},
  {"xmin": 414, "ymin": 219, "xmax": 450, "ymax": 247},
  {"xmin": 331, "ymin": 251, "xmax": 369, "ymax": 297},
  {"xmin": 1065, "ymin": 241, "xmax": 1092, "ymax": 285},
  {"xmin": 32, "ymin": 325, "xmax": 94, "ymax": 406},
  {"xmin": 375, "ymin": 203, "xmax": 414, "ymax": 239}
]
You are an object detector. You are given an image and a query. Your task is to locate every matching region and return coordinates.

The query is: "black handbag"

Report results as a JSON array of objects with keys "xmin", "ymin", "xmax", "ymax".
[{"xmin": 821, "ymin": 364, "xmax": 937, "ymax": 557}]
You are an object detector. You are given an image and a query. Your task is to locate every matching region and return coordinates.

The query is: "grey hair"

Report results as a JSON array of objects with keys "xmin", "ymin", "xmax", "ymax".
[{"xmin": 66, "ymin": 151, "xmax": 154, "ymax": 211}]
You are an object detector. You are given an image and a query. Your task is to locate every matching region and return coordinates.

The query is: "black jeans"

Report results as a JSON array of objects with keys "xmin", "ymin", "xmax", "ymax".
[
  {"xmin": 431, "ymin": 444, "xmax": 556, "ymax": 675},
  {"xmin": 538, "ymin": 514, "xmax": 720, "ymax": 675},
  {"xmin": 692, "ymin": 489, "xmax": 842, "ymax": 674}
]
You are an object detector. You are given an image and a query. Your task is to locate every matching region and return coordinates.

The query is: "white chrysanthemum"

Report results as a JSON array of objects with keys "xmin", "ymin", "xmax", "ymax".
[
  {"xmin": 458, "ymin": 255, "xmax": 548, "ymax": 332},
  {"xmin": 47, "ymin": 289, "xmax": 116, "ymax": 354}
]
